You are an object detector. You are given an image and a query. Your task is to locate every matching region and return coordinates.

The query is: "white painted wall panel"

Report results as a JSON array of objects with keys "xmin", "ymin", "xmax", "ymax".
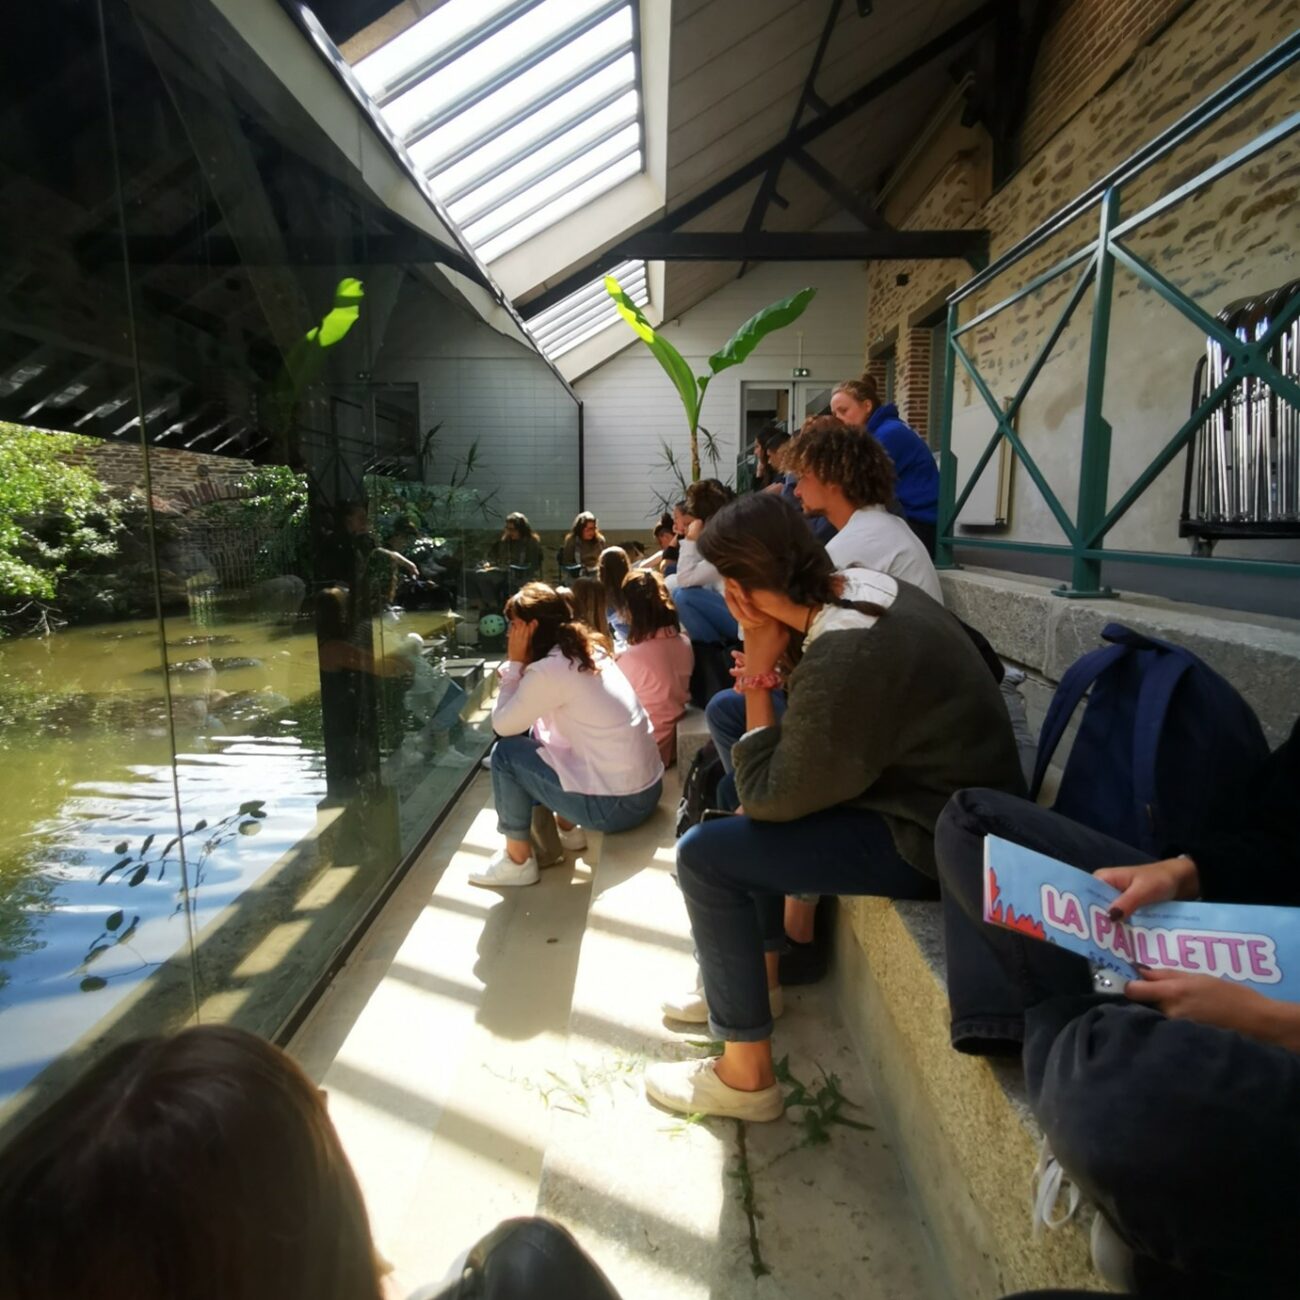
[{"xmin": 575, "ymin": 261, "xmax": 867, "ymax": 528}]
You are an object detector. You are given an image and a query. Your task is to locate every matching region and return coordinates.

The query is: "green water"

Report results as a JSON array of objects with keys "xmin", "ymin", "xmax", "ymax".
[{"xmin": 0, "ymin": 605, "xmax": 471, "ymax": 1106}]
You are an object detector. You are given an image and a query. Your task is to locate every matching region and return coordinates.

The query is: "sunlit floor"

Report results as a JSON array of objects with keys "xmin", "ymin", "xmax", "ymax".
[{"xmin": 290, "ymin": 774, "xmax": 946, "ymax": 1299}]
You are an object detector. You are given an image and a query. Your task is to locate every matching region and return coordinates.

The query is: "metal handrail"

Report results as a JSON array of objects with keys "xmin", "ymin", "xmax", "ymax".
[{"xmin": 936, "ymin": 33, "xmax": 1300, "ymax": 596}]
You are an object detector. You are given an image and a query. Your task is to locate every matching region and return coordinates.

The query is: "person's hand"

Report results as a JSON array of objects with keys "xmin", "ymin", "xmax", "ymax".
[
  {"xmin": 1095, "ymin": 856, "xmax": 1199, "ymax": 921},
  {"xmin": 724, "ymin": 587, "xmax": 787, "ymax": 670},
  {"xmin": 1125, "ymin": 968, "xmax": 1284, "ymax": 1040},
  {"xmin": 728, "ymin": 649, "xmax": 747, "ymax": 679},
  {"xmin": 398, "ymin": 555, "xmax": 418, "ymax": 576},
  {"xmin": 685, "ymin": 518, "xmax": 704, "ymax": 541},
  {"xmin": 506, "ymin": 617, "xmax": 536, "ymax": 664}
]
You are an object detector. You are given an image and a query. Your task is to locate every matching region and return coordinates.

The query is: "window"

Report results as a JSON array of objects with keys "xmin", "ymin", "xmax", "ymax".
[
  {"xmin": 354, "ymin": 0, "xmax": 644, "ymax": 264},
  {"xmin": 529, "ymin": 259, "xmax": 648, "ymax": 359}
]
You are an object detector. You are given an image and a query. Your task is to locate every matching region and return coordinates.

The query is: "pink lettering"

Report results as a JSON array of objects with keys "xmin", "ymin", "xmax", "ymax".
[
  {"xmin": 1247, "ymin": 938, "xmax": 1277, "ymax": 981},
  {"xmin": 1155, "ymin": 931, "xmax": 1177, "ymax": 966},
  {"xmin": 1176, "ymin": 934, "xmax": 1202, "ymax": 972},
  {"xmin": 1092, "ymin": 908, "xmax": 1114, "ymax": 947},
  {"xmin": 1112, "ymin": 923, "xmax": 1135, "ymax": 963},
  {"xmin": 1134, "ymin": 929, "xmax": 1158, "ymax": 967},
  {"xmin": 1043, "ymin": 887, "xmax": 1089, "ymax": 940},
  {"xmin": 1219, "ymin": 935, "xmax": 1247, "ymax": 977}
]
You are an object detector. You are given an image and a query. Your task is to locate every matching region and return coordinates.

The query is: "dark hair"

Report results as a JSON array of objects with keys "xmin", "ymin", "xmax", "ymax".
[
  {"xmin": 565, "ymin": 577, "xmax": 613, "ymax": 649},
  {"xmin": 832, "ymin": 374, "xmax": 881, "ymax": 411},
  {"xmin": 697, "ymin": 493, "xmax": 889, "ymax": 628},
  {"xmin": 756, "ymin": 423, "xmax": 790, "ymax": 458},
  {"xmin": 0, "ymin": 1026, "xmax": 382, "ymax": 1300},
  {"xmin": 777, "ymin": 415, "xmax": 896, "ymax": 508},
  {"xmin": 598, "ymin": 546, "xmax": 631, "ymax": 614},
  {"xmin": 316, "ymin": 584, "xmax": 351, "ymax": 640},
  {"xmin": 684, "ymin": 478, "xmax": 734, "ymax": 523},
  {"xmin": 623, "ymin": 570, "xmax": 681, "ymax": 644},
  {"xmin": 569, "ymin": 511, "xmax": 601, "ymax": 540},
  {"xmin": 616, "ymin": 539, "xmax": 648, "ymax": 560},
  {"xmin": 507, "ymin": 581, "xmax": 598, "ymax": 671},
  {"xmin": 503, "ymin": 511, "xmax": 540, "ymax": 543}
]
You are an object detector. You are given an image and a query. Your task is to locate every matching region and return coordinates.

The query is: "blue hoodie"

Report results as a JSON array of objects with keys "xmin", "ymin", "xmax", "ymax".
[{"xmin": 867, "ymin": 403, "xmax": 940, "ymax": 525}]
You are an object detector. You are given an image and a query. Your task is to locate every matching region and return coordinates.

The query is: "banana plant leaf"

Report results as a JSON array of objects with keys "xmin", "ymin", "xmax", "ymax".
[
  {"xmin": 605, "ymin": 276, "xmax": 700, "ymax": 429},
  {"xmin": 706, "ymin": 286, "xmax": 817, "ymax": 376}
]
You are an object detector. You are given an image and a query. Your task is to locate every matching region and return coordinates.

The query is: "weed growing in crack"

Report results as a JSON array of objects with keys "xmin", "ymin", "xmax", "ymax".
[{"xmin": 775, "ymin": 1055, "xmax": 875, "ymax": 1148}]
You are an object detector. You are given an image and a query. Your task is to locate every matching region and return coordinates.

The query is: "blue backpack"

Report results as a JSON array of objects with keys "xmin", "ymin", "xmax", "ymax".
[{"xmin": 1029, "ymin": 623, "xmax": 1268, "ymax": 855}]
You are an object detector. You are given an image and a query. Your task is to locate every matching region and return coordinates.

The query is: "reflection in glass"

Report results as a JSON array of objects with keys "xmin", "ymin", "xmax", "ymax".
[{"xmin": 0, "ymin": 0, "xmax": 579, "ymax": 1133}]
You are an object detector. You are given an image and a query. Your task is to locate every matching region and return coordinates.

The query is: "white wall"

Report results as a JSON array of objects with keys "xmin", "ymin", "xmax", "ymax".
[
  {"xmin": 374, "ymin": 275, "xmax": 581, "ymax": 531},
  {"xmin": 574, "ymin": 261, "xmax": 868, "ymax": 529}
]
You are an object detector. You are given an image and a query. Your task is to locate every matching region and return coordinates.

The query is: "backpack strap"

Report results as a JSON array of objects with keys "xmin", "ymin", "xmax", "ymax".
[
  {"xmin": 1130, "ymin": 648, "xmax": 1192, "ymax": 850},
  {"xmin": 1029, "ymin": 642, "xmax": 1130, "ymax": 800}
]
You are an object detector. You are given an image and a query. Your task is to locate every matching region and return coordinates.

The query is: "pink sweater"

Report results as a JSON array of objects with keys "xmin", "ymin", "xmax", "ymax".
[{"xmin": 617, "ymin": 629, "xmax": 694, "ymax": 765}]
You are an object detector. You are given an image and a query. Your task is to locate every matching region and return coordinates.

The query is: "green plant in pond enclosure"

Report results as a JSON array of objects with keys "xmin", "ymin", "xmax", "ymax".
[
  {"xmin": 604, "ymin": 278, "xmax": 817, "ymax": 483},
  {"xmin": 0, "ymin": 422, "xmax": 124, "ymax": 633}
]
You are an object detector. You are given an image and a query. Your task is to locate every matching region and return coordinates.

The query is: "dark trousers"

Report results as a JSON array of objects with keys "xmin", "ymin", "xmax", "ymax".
[
  {"xmin": 906, "ymin": 515, "xmax": 937, "ymax": 556},
  {"xmin": 1024, "ymin": 998, "xmax": 1300, "ymax": 1298},
  {"xmin": 936, "ymin": 787, "xmax": 1149, "ymax": 1054},
  {"xmin": 676, "ymin": 808, "xmax": 935, "ymax": 1041},
  {"xmin": 939, "ymin": 789, "xmax": 1300, "ymax": 1297}
]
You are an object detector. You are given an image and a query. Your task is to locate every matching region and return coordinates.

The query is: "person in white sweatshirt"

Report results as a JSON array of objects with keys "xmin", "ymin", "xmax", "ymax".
[
  {"xmin": 666, "ymin": 479, "xmax": 738, "ymax": 644},
  {"xmin": 471, "ymin": 583, "xmax": 664, "ymax": 889},
  {"xmin": 780, "ymin": 415, "xmax": 943, "ymax": 602}
]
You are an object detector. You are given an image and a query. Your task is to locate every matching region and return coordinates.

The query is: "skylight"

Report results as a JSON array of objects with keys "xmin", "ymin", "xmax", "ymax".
[
  {"xmin": 354, "ymin": 0, "xmax": 644, "ymax": 265},
  {"xmin": 528, "ymin": 259, "xmax": 647, "ymax": 359}
]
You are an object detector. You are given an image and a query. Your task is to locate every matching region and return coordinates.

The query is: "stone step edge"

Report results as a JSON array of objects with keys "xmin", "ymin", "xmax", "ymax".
[{"xmin": 833, "ymin": 897, "xmax": 1101, "ymax": 1299}]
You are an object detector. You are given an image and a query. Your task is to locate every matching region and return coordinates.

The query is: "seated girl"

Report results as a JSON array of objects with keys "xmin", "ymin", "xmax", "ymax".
[
  {"xmin": 597, "ymin": 545, "xmax": 632, "ymax": 648},
  {"xmin": 565, "ymin": 576, "xmax": 614, "ymax": 654},
  {"xmin": 616, "ymin": 571, "xmax": 694, "ymax": 766},
  {"xmin": 644, "ymin": 494, "xmax": 1024, "ymax": 1120},
  {"xmin": 667, "ymin": 479, "xmax": 739, "ymax": 646},
  {"xmin": 475, "ymin": 583, "xmax": 664, "ymax": 888}
]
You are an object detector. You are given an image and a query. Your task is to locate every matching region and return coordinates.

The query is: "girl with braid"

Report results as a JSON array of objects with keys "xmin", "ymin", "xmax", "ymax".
[{"xmin": 645, "ymin": 493, "xmax": 1024, "ymax": 1121}]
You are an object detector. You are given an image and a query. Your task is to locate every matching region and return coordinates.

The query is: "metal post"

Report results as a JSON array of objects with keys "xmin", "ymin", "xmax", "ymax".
[
  {"xmin": 935, "ymin": 300, "xmax": 960, "ymax": 570},
  {"xmin": 1059, "ymin": 187, "xmax": 1120, "ymax": 597}
]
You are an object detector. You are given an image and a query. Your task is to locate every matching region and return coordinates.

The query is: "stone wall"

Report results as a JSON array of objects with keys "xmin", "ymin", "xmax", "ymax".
[{"xmin": 866, "ymin": 0, "xmax": 1298, "ymax": 562}]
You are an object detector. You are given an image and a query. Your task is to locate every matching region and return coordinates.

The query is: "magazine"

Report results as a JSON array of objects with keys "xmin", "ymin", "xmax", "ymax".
[{"xmin": 983, "ymin": 835, "xmax": 1300, "ymax": 1001}]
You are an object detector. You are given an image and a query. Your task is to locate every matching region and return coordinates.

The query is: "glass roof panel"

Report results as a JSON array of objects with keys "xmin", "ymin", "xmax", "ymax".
[
  {"xmin": 530, "ymin": 259, "xmax": 648, "ymax": 359},
  {"xmin": 352, "ymin": 0, "xmax": 643, "ymax": 266}
]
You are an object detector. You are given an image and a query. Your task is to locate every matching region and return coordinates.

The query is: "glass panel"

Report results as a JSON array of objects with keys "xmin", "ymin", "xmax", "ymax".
[
  {"xmin": 0, "ymin": 0, "xmax": 580, "ymax": 1133},
  {"xmin": 738, "ymin": 383, "xmax": 792, "ymax": 490},
  {"xmin": 798, "ymin": 382, "xmax": 834, "ymax": 420}
]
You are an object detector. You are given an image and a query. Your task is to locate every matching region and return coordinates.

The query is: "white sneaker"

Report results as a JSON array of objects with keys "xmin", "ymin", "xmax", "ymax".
[
  {"xmin": 661, "ymin": 982, "xmax": 783, "ymax": 1024},
  {"xmin": 467, "ymin": 848, "xmax": 539, "ymax": 889},
  {"xmin": 1090, "ymin": 1210, "xmax": 1137, "ymax": 1290},
  {"xmin": 644, "ymin": 1058, "xmax": 784, "ymax": 1121},
  {"xmin": 557, "ymin": 824, "xmax": 587, "ymax": 851}
]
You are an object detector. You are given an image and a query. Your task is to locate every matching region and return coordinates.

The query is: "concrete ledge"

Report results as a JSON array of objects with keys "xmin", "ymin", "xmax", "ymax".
[
  {"xmin": 832, "ymin": 897, "xmax": 1099, "ymax": 1299},
  {"xmin": 941, "ymin": 567, "xmax": 1300, "ymax": 745},
  {"xmin": 676, "ymin": 703, "xmax": 710, "ymax": 773}
]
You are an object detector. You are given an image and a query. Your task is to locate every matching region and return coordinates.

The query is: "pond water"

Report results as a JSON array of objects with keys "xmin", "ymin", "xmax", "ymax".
[{"xmin": 0, "ymin": 606, "xmax": 475, "ymax": 1106}]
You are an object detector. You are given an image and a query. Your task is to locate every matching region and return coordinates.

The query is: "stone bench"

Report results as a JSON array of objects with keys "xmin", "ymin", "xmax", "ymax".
[{"xmin": 833, "ymin": 897, "xmax": 1102, "ymax": 1298}]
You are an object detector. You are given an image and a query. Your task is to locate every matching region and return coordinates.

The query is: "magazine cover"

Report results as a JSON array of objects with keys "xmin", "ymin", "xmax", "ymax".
[{"xmin": 983, "ymin": 834, "xmax": 1300, "ymax": 1001}]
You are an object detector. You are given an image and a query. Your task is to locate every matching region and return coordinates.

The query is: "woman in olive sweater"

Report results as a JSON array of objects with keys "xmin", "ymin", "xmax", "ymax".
[{"xmin": 644, "ymin": 493, "xmax": 1025, "ymax": 1122}]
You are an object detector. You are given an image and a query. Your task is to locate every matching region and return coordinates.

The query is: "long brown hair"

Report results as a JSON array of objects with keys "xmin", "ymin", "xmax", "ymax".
[
  {"xmin": 565, "ymin": 577, "xmax": 613, "ymax": 653},
  {"xmin": 697, "ymin": 493, "xmax": 889, "ymax": 625},
  {"xmin": 507, "ymin": 581, "xmax": 599, "ymax": 672},
  {"xmin": 598, "ymin": 546, "xmax": 631, "ymax": 615},
  {"xmin": 623, "ymin": 570, "xmax": 681, "ymax": 645},
  {"xmin": 502, "ymin": 511, "xmax": 540, "ymax": 543},
  {"xmin": 0, "ymin": 1026, "xmax": 382, "ymax": 1300}
]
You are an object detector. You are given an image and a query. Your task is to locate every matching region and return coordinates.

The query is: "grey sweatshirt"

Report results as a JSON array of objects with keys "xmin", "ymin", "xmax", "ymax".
[{"xmin": 733, "ymin": 577, "xmax": 1026, "ymax": 877}]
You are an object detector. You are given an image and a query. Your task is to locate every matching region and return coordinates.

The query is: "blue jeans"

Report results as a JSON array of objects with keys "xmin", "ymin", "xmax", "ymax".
[
  {"xmin": 491, "ymin": 735, "xmax": 662, "ymax": 840},
  {"xmin": 704, "ymin": 687, "xmax": 787, "ymax": 777},
  {"xmin": 673, "ymin": 586, "xmax": 738, "ymax": 644},
  {"xmin": 676, "ymin": 807, "xmax": 936, "ymax": 1042}
]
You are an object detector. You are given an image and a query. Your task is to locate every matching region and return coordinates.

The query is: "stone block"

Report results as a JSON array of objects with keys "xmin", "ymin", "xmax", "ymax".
[
  {"xmin": 833, "ymin": 897, "xmax": 1096, "ymax": 1298},
  {"xmin": 939, "ymin": 570, "xmax": 1055, "ymax": 671}
]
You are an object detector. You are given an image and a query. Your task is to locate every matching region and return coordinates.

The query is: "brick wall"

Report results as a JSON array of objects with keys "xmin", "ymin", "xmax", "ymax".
[
  {"xmin": 63, "ymin": 439, "xmax": 252, "ymax": 508},
  {"xmin": 864, "ymin": 0, "xmax": 1299, "ymax": 558}
]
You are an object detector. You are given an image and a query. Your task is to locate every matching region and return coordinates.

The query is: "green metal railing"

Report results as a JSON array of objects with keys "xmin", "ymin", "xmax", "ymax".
[{"xmin": 935, "ymin": 32, "xmax": 1300, "ymax": 596}]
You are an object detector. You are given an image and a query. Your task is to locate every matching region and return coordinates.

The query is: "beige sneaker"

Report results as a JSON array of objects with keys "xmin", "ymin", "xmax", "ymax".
[
  {"xmin": 644, "ymin": 1058, "xmax": 784, "ymax": 1121},
  {"xmin": 661, "ymin": 983, "xmax": 783, "ymax": 1024}
]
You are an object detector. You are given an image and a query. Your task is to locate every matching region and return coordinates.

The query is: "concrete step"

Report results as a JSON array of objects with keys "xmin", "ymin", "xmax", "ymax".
[
  {"xmin": 833, "ymin": 898, "xmax": 1099, "ymax": 1299},
  {"xmin": 535, "ymin": 782, "xmax": 946, "ymax": 1299}
]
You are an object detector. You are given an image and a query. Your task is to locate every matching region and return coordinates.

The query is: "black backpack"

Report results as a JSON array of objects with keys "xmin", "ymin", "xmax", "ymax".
[
  {"xmin": 688, "ymin": 641, "xmax": 739, "ymax": 708},
  {"xmin": 676, "ymin": 740, "xmax": 724, "ymax": 838}
]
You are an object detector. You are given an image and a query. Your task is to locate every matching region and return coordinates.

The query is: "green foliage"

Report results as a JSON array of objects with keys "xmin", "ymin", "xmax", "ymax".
[
  {"xmin": 202, "ymin": 464, "xmax": 311, "ymax": 581},
  {"xmin": 605, "ymin": 278, "xmax": 817, "ymax": 482},
  {"xmin": 0, "ymin": 423, "xmax": 123, "ymax": 616}
]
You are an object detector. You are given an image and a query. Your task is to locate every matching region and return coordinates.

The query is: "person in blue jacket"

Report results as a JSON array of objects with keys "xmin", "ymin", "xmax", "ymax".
[{"xmin": 831, "ymin": 375, "xmax": 940, "ymax": 555}]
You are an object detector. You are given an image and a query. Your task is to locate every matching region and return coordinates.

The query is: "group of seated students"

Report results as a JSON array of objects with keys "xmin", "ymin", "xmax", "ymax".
[{"xmin": 6, "ymin": 379, "xmax": 1292, "ymax": 1300}]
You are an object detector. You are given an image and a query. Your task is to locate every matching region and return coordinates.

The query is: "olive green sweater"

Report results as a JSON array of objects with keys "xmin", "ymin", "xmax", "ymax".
[{"xmin": 732, "ymin": 580, "xmax": 1026, "ymax": 877}]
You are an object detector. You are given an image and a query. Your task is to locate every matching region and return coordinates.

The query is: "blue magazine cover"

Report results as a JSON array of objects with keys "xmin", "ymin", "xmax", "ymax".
[{"xmin": 983, "ymin": 835, "xmax": 1300, "ymax": 1002}]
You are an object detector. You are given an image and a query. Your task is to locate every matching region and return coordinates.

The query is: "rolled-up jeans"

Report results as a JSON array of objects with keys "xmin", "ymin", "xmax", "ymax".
[
  {"xmin": 491, "ymin": 735, "xmax": 661, "ymax": 840},
  {"xmin": 675, "ymin": 807, "xmax": 935, "ymax": 1042}
]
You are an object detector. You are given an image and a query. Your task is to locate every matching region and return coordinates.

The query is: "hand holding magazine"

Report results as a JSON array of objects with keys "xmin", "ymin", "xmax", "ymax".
[{"xmin": 983, "ymin": 835, "xmax": 1300, "ymax": 1002}]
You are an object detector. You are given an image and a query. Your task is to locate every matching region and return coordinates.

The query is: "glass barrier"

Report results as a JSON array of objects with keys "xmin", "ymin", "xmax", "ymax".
[{"xmin": 0, "ymin": 0, "xmax": 580, "ymax": 1135}]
